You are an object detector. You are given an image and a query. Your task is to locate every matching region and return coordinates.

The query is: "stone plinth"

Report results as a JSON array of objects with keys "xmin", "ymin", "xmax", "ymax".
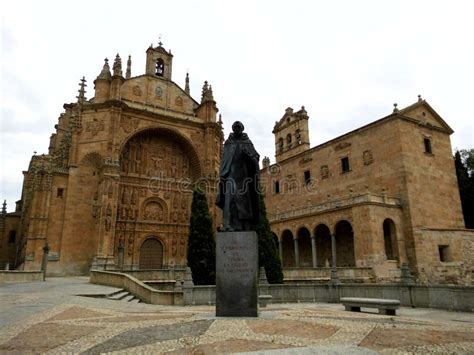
[{"xmin": 216, "ymin": 231, "xmax": 258, "ymax": 317}]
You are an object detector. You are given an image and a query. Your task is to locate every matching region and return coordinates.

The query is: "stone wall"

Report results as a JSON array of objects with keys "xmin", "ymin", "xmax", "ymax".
[
  {"xmin": 413, "ymin": 229, "xmax": 474, "ymax": 285},
  {"xmin": 183, "ymin": 283, "xmax": 474, "ymax": 312},
  {"xmin": 0, "ymin": 270, "xmax": 43, "ymax": 283}
]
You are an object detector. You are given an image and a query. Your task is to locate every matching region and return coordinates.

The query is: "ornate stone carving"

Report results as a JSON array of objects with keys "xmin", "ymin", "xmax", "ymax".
[
  {"xmin": 172, "ymin": 239, "xmax": 177, "ymax": 256},
  {"xmin": 127, "ymin": 233, "xmax": 134, "ymax": 256},
  {"xmin": 180, "ymin": 237, "xmax": 186, "ymax": 257},
  {"xmin": 321, "ymin": 165, "xmax": 329, "ymax": 179},
  {"xmin": 85, "ymin": 118, "xmax": 105, "ymax": 136},
  {"xmin": 175, "ymin": 96, "xmax": 183, "ymax": 106},
  {"xmin": 363, "ymin": 150, "xmax": 374, "ymax": 165},
  {"xmin": 155, "ymin": 86, "xmax": 163, "ymax": 98},
  {"xmin": 132, "ymin": 85, "xmax": 142, "ymax": 96},
  {"xmin": 143, "ymin": 201, "xmax": 165, "ymax": 222},
  {"xmin": 105, "ymin": 203, "xmax": 112, "ymax": 231},
  {"xmin": 335, "ymin": 142, "xmax": 351, "ymax": 151},
  {"xmin": 299, "ymin": 156, "xmax": 312, "ymax": 165},
  {"xmin": 120, "ymin": 133, "xmax": 191, "ymax": 179},
  {"xmin": 121, "ymin": 115, "xmax": 139, "ymax": 133}
]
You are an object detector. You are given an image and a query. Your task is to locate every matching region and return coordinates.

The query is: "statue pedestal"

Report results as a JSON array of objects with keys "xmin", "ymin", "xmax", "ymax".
[{"xmin": 216, "ymin": 231, "xmax": 258, "ymax": 317}]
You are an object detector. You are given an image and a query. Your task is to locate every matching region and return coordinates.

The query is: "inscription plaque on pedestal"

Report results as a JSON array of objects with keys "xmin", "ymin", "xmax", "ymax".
[{"xmin": 216, "ymin": 231, "xmax": 258, "ymax": 317}]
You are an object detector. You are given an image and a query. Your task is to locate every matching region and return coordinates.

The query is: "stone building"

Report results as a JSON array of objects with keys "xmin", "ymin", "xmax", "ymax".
[
  {"xmin": 260, "ymin": 99, "xmax": 474, "ymax": 285},
  {"xmin": 0, "ymin": 42, "xmax": 224, "ymax": 275},
  {"xmin": 1, "ymin": 42, "xmax": 473, "ymax": 284}
]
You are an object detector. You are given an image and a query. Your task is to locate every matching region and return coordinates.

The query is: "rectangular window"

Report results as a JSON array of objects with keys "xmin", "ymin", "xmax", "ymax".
[
  {"xmin": 424, "ymin": 137, "xmax": 433, "ymax": 154},
  {"xmin": 341, "ymin": 157, "xmax": 350, "ymax": 173},
  {"xmin": 274, "ymin": 181, "xmax": 280, "ymax": 194},
  {"xmin": 304, "ymin": 170, "xmax": 311, "ymax": 185},
  {"xmin": 57, "ymin": 188, "xmax": 64, "ymax": 198},
  {"xmin": 438, "ymin": 245, "xmax": 452, "ymax": 262}
]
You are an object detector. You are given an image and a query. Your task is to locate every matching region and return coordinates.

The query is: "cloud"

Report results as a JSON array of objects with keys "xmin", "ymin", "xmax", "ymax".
[{"xmin": 1, "ymin": 0, "xmax": 473, "ymax": 212}]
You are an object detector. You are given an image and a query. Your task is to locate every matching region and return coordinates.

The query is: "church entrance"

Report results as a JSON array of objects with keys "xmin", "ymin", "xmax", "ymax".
[{"xmin": 139, "ymin": 238, "xmax": 163, "ymax": 269}]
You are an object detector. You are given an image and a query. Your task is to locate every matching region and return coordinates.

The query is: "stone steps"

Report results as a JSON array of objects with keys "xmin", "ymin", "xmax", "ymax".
[{"xmin": 106, "ymin": 289, "xmax": 141, "ymax": 303}]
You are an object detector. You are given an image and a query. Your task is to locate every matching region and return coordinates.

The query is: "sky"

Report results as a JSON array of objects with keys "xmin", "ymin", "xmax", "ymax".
[{"xmin": 1, "ymin": 0, "xmax": 473, "ymax": 212}]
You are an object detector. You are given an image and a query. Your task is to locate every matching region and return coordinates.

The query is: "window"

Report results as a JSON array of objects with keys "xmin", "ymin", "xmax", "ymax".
[
  {"xmin": 295, "ymin": 129, "xmax": 301, "ymax": 142},
  {"xmin": 8, "ymin": 231, "xmax": 16, "ymax": 244},
  {"xmin": 286, "ymin": 133, "xmax": 292, "ymax": 144},
  {"xmin": 278, "ymin": 138, "xmax": 284, "ymax": 153},
  {"xmin": 155, "ymin": 58, "xmax": 164, "ymax": 76},
  {"xmin": 304, "ymin": 170, "xmax": 311, "ymax": 185},
  {"xmin": 341, "ymin": 157, "xmax": 350, "ymax": 173},
  {"xmin": 274, "ymin": 181, "xmax": 280, "ymax": 194},
  {"xmin": 57, "ymin": 188, "xmax": 64, "ymax": 198},
  {"xmin": 438, "ymin": 245, "xmax": 452, "ymax": 262},
  {"xmin": 424, "ymin": 137, "xmax": 433, "ymax": 154}
]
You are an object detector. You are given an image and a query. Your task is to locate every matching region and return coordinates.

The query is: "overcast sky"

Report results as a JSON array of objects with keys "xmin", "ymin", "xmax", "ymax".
[{"xmin": 1, "ymin": 0, "xmax": 473, "ymax": 212}]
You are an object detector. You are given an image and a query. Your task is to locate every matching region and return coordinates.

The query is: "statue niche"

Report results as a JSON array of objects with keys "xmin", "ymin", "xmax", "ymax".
[{"xmin": 143, "ymin": 200, "xmax": 167, "ymax": 222}]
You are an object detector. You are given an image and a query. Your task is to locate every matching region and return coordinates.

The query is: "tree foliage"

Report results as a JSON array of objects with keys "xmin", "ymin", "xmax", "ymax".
[
  {"xmin": 454, "ymin": 150, "xmax": 474, "ymax": 229},
  {"xmin": 187, "ymin": 187, "xmax": 216, "ymax": 285},
  {"xmin": 256, "ymin": 192, "xmax": 284, "ymax": 284}
]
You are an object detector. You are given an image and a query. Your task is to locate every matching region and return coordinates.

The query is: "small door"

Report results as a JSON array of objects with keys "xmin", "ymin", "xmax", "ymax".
[{"xmin": 139, "ymin": 238, "xmax": 163, "ymax": 269}]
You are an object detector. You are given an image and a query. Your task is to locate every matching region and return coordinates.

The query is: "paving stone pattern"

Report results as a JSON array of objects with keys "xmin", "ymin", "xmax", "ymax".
[{"xmin": 0, "ymin": 278, "xmax": 473, "ymax": 354}]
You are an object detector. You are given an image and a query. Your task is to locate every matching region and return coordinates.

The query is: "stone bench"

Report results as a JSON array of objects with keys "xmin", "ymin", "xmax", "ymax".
[
  {"xmin": 258, "ymin": 295, "xmax": 272, "ymax": 308},
  {"xmin": 341, "ymin": 297, "xmax": 400, "ymax": 315}
]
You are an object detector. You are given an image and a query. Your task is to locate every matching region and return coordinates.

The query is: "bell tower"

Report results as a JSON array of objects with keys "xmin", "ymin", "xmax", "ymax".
[
  {"xmin": 273, "ymin": 106, "xmax": 310, "ymax": 163},
  {"xmin": 145, "ymin": 41, "xmax": 173, "ymax": 80}
]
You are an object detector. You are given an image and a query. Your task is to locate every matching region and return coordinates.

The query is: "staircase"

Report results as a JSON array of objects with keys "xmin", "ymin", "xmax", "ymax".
[{"xmin": 106, "ymin": 289, "xmax": 141, "ymax": 303}]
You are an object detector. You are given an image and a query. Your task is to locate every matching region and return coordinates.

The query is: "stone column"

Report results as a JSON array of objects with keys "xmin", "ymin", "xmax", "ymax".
[
  {"xmin": 330, "ymin": 233, "xmax": 337, "ymax": 267},
  {"xmin": 330, "ymin": 233, "xmax": 339, "ymax": 284},
  {"xmin": 311, "ymin": 236, "xmax": 317, "ymax": 268},
  {"xmin": 293, "ymin": 237, "xmax": 299, "ymax": 267},
  {"xmin": 278, "ymin": 240, "xmax": 283, "ymax": 264}
]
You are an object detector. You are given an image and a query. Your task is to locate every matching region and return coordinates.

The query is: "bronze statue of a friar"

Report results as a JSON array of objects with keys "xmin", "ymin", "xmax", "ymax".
[{"xmin": 216, "ymin": 121, "xmax": 260, "ymax": 231}]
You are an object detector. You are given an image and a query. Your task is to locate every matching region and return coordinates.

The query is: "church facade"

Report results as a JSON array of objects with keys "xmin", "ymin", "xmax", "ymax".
[
  {"xmin": 0, "ymin": 43, "xmax": 224, "ymax": 275},
  {"xmin": 260, "ymin": 101, "xmax": 474, "ymax": 285},
  {"xmin": 1, "ymin": 42, "xmax": 473, "ymax": 284}
]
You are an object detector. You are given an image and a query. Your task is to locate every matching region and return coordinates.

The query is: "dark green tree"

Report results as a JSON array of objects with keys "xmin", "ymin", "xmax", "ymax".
[
  {"xmin": 454, "ymin": 150, "xmax": 474, "ymax": 229},
  {"xmin": 187, "ymin": 187, "xmax": 216, "ymax": 285},
  {"xmin": 256, "ymin": 192, "xmax": 284, "ymax": 284}
]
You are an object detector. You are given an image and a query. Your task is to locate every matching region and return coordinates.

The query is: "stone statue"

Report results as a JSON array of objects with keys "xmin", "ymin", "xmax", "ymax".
[{"xmin": 216, "ymin": 121, "xmax": 260, "ymax": 231}]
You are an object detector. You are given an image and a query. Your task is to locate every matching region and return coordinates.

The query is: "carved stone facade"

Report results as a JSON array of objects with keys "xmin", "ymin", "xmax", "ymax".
[
  {"xmin": 1, "ymin": 43, "xmax": 223, "ymax": 275},
  {"xmin": 263, "ymin": 100, "xmax": 474, "ymax": 285}
]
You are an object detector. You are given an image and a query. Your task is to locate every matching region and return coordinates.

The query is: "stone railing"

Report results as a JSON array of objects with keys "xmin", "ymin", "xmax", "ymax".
[
  {"xmin": 268, "ymin": 193, "xmax": 401, "ymax": 222},
  {"xmin": 107, "ymin": 268, "xmax": 186, "ymax": 282},
  {"xmin": 90, "ymin": 270, "xmax": 183, "ymax": 305},
  {"xmin": 283, "ymin": 267, "xmax": 375, "ymax": 282}
]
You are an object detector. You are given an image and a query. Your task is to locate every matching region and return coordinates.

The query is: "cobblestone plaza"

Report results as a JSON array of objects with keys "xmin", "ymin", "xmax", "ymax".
[{"xmin": 1, "ymin": 278, "xmax": 473, "ymax": 354}]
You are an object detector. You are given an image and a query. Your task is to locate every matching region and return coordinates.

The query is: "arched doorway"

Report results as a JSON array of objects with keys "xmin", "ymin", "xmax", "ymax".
[
  {"xmin": 139, "ymin": 238, "xmax": 164, "ymax": 269},
  {"xmin": 383, "ymin": 219, "xmax": 398, "ymax": 260},
  {"xmin": 281, "ymin": 230, "xmax": 295, "ymax": 267},
  {"xmin": 335, "ymin": 220, "xmax": 355, "ymax": 267},
  {"xmin": 297, "ymin": 227, "xmax": 312, "ymax": 267},
  {"xmin": 315, "ymin": 224, "xmax": 332, "ymax": 267}
]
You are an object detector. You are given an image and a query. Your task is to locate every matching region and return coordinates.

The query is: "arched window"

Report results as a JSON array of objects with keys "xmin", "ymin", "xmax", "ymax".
[
  {"xmin": 286, "ymin": 133, "xmax": 292, "ymax": 144},
  {"xmin": 383, "ymin": 219, "xmax": 398, "ymax": 260},
  {"xmin": 278, "ymin": 137, "xmax": 284, "ymax": 153},
  {"xmin": 155, "ymin": 58, "xmax": 164, "ymax": 77}
]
